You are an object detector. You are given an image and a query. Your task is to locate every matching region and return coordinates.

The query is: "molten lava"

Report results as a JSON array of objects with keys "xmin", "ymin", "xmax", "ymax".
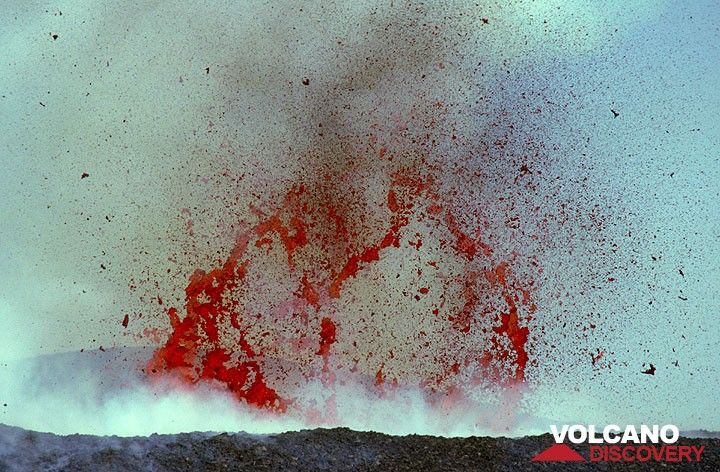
[{"xmin": 147, "ymin": 145, "xmax": 538, "ymax": 413}]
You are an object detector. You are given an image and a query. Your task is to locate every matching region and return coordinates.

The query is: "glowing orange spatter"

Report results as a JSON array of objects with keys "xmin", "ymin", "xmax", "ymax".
[{"xmin": 147, "ymin": 155, "xmax": 537, "ymax": 411}]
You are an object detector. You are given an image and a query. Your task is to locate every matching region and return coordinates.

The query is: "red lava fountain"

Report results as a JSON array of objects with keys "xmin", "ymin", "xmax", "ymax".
[{"xmin": 146, "ymin": 107, "xmax": 540, "ymax": 417}]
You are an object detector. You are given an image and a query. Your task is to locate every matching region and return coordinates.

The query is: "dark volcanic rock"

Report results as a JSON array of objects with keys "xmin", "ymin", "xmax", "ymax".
[{"xmin": 0, "ymin": 423, "xmax": 717, "ymax": 471}]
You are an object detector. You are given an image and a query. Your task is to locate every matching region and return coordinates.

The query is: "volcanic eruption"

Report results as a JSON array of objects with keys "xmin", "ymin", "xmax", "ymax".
[{"xmin": 138, "ymin": 7, "xmax": 554, "ymax": 425}]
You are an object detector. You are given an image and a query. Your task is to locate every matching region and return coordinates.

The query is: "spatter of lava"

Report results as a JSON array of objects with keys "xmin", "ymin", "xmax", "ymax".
[{"xmin": 147, "ymin": 123, "xmax": 539, "ymax": 413}]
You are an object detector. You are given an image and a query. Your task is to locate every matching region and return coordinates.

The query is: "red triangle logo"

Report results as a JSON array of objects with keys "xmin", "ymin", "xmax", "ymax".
[{"xmin": 531, "ymin": 443, "xmax": 586, "ymax": 462}]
